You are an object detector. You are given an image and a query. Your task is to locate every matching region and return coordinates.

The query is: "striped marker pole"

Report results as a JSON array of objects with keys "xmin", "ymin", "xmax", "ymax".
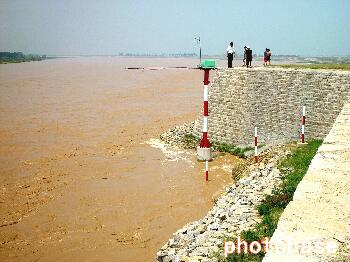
[
  {"xmin": 205, "ymin": 160, "xmax": 209, "ymax": 182},
  {"xmin": 200, "ymin": 69, "xmax": 211, "ymax": 181},
  {"xmin": 301, "ymin": 106, "xmax": 306, "ymax": 143},
  {"xmin": 254, "ymin": 127, "xmax": 259, "ymax": 163},
  {"xmin": 200, "ymin": 69, "xmax": 210, "ymax": 148}
]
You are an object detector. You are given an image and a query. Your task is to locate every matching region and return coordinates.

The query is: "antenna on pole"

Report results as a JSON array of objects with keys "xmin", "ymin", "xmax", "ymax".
[{"xmin": 194, "ymin": 36, "xmax": 202, "ymax": 66}]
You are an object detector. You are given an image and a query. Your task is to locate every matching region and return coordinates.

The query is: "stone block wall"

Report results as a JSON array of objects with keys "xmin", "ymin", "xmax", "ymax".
[{"xmin": 193, "ymin": 67, "xmax": 350, "ymax": 147}]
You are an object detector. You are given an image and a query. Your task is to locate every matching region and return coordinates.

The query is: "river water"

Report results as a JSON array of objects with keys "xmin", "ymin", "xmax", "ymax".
[{"xmin": 0, "ymin": 57, "xmax": 241, "ymax": 261}]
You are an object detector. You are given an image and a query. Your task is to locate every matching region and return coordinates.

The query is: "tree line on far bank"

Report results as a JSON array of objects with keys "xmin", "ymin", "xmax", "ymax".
[{"xmin": 0, "ymin": 52, "xmax": 47, "ymax": 64}]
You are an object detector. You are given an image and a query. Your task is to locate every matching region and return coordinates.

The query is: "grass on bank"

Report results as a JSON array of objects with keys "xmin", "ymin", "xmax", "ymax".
[
  {"xmin": 181, "ymin": 134, "xmax": 200, "ymax": 148},
  {"xmin": 211, "ymin": 141, "xmax": 263, "ymax": 158},
  {"xmin": 181, "ymin": 134, "xmax": 260, "ymax": 158},
  {"xmin": 271, "ymin": 63, "xmax": 350, "ymax": 71},
  {"xmin": 221, "ymin": 139, "xmax": 323, "ymax": 262}
]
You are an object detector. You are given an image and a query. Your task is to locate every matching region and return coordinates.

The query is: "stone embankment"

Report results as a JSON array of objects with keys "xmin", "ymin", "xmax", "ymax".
[
  {"xmin": 193, "ymin": 68, "xmax": 350, "ymax": 147},
  {"xmin": 157, "ymin": 68, "xmax": 350, "ymax": 261},
  {"xmin": 160, "ymin": 122, "xmax": 195, "ymax": 148},
  {"xmin": 157, "ymin": 146, "xmax": 290, "ymax": 262},
  {"xmin": 263, "ymin": 102, "xmax": 350, "ymax": 262}
]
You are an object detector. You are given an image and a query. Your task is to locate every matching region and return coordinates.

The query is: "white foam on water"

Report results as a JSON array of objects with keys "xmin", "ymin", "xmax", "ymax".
[
  {"xmin": 221, "ymin": 164, "xmax": 235, "ymax": 174},
  {"xmin": 145, "ymin": 138, "xmax": 195, "ymax": 166}
]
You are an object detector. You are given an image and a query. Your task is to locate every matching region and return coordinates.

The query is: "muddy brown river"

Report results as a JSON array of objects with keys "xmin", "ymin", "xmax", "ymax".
[{"xmin": 0, "ymin": 57, "xmax": 241, "ymax": 261}]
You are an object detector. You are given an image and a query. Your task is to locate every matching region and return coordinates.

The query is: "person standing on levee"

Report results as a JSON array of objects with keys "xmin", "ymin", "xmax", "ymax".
[
  {"xmin": 226, "ymin": 42, "xmax": 235, "ymax": 68},
  {"xmin": 246, "ymin": 46, "xmax": 253, "ymax": 68}
]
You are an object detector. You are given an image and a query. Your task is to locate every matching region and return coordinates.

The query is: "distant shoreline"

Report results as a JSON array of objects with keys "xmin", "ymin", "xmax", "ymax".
[
  {"xmin": 1, "ymin": 54, "xmax": 349, "ymax": 69},
  {"xmin": 0, "ymin": 57, "xmax": 57, "ymax": 64},
  {"xmin": 0, "ymin": 52, "xmax": 55, "ymax": 64}
]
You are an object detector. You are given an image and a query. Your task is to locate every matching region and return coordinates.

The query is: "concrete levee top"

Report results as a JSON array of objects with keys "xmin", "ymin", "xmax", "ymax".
[{"xmin": 263, "ymin": 102, "xmax": 350, "ymax": 262}]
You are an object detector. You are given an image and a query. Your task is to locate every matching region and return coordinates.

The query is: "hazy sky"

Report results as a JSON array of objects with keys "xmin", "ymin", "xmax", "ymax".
[{"xmin": 0, "ymin": 0, "xmax": 349, "ymax": 56}]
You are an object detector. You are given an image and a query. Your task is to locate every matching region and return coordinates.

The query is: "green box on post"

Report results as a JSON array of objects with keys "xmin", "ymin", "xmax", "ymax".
[{"xmin": 200, "ymin": 59, "xmax": 216, "ymax": 69}]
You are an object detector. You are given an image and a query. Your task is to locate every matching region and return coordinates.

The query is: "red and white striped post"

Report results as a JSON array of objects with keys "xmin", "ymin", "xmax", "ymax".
[
  {"xmin": 200, "ymin": 69, "xmax": 210, "ymax": 148},
  {"xmin": 205, "ymin": 160, "xmax": 209, "ymax": 181},
  {"xmin": 254, "ymin": 127, "xmax": 259, "ymax": 163},
  {"xmin": 301, "ymin": 106, "xmax": 306, "ymax": 143},
  {"xmin": 200, "ymin": 69, "xmax": 211, "ymax": 182}
]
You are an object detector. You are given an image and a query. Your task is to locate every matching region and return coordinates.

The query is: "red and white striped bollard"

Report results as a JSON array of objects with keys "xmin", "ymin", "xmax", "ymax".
[
  {"xmin": 200, "ymin": 69, "xmax": 210, "ymax": 148},
  {"xmin": 205, "ymin": 160, "xmax": 208, "ymax": 182},
  {"xmin": 254, "ymin": 127, "xmax": 259, "ymax": 163},
  {"xmin": 301, "ymin": 106, "xmax": 306, "ymax": 143},
  {"xmin": 200, "ymin": 69, "xmax": 211, "ymax": 181}
]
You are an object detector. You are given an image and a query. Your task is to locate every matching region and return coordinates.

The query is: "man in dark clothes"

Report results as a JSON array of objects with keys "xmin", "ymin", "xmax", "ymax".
[{"xmin": 246, "ymin": 46, "xmax": 252, "ymax": 68}]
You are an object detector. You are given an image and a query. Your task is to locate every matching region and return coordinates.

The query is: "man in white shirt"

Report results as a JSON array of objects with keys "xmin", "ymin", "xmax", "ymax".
[{"xmin": 227, "ymin": 42, "xmax": 235, "ymax": 68}]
